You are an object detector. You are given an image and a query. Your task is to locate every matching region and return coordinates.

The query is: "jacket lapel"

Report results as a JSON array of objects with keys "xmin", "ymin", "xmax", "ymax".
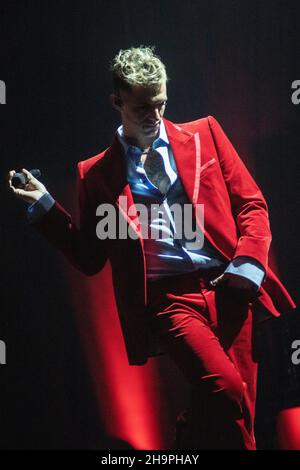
[
  {"xmin": 164, "ymin": 118, "xmax": 229, "ymax": 259},
  {"xmin": 95, "ymin": 135, "xmax": 143, "ymax": 240},
  {"xmin": 163, "ymin": 118, "xmax": 201, "ymax": 205}
]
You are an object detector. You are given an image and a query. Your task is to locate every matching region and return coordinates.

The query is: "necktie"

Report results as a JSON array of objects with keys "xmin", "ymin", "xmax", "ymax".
[{"xmin": 143, "ymin": 149, "xmax": 171, "ymax": 195}]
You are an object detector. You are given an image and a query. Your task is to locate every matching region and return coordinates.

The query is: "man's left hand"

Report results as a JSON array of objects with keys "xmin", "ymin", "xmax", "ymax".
[{"xmin": 210, "ymin": 272, "xmax": 257, "ymax": 305}]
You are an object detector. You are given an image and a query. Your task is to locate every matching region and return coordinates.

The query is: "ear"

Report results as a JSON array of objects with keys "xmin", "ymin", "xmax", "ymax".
[{"xmin": 110, "ymin": 93, "xmax": 122, "ymax": 111}]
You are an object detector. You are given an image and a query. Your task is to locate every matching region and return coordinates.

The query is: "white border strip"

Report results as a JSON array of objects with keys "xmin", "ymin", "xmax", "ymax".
[{"xmin": 192, "ymin": 132, "xmax": 201, "ymax": 204}]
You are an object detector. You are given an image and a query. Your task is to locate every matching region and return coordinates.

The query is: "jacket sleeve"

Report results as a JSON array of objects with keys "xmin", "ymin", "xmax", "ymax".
[
  {"xmin": 224, "ymin": 256, "xmax": 265, "ymax": 290},
  {"xmin": 208, "ymin": 115, "xmax": 272, "ymax": 274},
  {"xmin": 29, "ymin": 161, "xmax": 108, "ymax": 275}
]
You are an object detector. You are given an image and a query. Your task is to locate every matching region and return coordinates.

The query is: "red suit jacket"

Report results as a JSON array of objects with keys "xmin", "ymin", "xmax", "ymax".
[{"xmin": 32, "ymin": 116, "xmax": 296, "ymax": 365}]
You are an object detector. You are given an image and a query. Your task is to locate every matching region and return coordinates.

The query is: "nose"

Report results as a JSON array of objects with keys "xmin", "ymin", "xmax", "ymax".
[{"xmin": 149, "ymin": 106, "xmax": 161, "ymax": 122}]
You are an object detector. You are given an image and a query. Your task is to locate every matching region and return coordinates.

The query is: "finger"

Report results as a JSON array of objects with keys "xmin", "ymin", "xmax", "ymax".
[
  {"xmin": 7, "ymin": 170, "xmax": 16, "ymax": 184},
  {"xmin": 22, "ymin": 168, "xmax": 43, "ymax": 191},
  {"xmin": 12, "ymin": 187, "xmax": 29, "ymax": 198},
  {"xmin": 8, "ymin": 173, "xmax": 19, "ymax": 191},
  {"xmin": 8, "ymin": 182, "xmax": 17, "ymax": 193},
  {"xmin": 22, "ymin": 168, "xmax": 35, "ymax": 181}
]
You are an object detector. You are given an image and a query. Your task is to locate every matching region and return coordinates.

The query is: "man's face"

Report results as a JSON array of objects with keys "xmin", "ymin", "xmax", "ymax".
[{"xmin": 113, "ymin": 81, "xmax": 168, "ymax": 142}]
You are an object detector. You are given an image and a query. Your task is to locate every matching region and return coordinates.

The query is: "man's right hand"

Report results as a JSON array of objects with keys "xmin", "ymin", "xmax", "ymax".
[{"xmin": 7, "ymin": 168, "xmax": 48, "ymax": 205}]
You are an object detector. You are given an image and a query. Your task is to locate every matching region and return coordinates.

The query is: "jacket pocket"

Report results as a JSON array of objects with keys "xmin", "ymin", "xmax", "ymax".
[{"xmin": 199, "ymin": 157, "xmax": 217, "ymax": 178}]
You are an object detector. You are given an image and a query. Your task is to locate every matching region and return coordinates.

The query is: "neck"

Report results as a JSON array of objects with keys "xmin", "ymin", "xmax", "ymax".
[
  {"xmin": 122, "ymin": 127, "xmax": 159, "ymax": 151},
  {"xmin": 124, "ymin": 135, "xmax": 154, "ymax": 151}
]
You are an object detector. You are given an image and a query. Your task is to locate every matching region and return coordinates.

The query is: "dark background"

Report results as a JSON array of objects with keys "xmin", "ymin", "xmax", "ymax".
[{"xmin": 1, "ymin": 0, "xmax": 299, "ymax": 449}]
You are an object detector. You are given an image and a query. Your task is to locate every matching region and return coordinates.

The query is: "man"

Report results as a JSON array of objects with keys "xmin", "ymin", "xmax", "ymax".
[{"xmin": 8, "ymin": 46, "xmax": 296, "ymax": 449}]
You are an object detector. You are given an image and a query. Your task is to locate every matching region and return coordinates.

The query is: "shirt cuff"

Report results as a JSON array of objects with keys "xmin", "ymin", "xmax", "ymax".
[
  {"xmin": 224, "ymin": 256, "xmax": 266, "ymax": 290},
  {"xmin": 27, "ymin": 192, "xmax": 55, "ymax": 224}
]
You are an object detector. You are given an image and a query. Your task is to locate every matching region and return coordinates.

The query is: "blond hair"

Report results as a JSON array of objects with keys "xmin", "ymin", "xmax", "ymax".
[{"xmin": 110, "ymin": 46, "xmax": 168, "ymax": 92}]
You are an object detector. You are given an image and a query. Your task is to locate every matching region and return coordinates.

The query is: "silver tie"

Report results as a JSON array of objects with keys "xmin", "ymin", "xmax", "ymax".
[{"xmin": 143, "ymin": 149, "xmax": 171, "ymax": 195}]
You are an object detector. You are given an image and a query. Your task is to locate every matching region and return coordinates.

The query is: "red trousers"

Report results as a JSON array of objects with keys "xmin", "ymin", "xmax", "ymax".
[{"xmin": 147, "ymin": 269, "xmax": 258, "ymax": 450}]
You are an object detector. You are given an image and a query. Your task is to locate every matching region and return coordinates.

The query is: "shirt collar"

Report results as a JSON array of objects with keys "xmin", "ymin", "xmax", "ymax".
[{"xmin": 116, "ymin": 120, "xmax": 169, "ymax": 164}]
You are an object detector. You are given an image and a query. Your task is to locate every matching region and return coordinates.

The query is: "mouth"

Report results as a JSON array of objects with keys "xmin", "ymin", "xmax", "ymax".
[{"xmin": 143, "ymin": 122, "xmax": 160, "ymax": 130}]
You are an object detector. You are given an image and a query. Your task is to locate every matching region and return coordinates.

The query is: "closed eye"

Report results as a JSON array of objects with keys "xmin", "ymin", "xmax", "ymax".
[{"xmin": 136, "ymin": 101, "xmax": 167, "ymax": 110}]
